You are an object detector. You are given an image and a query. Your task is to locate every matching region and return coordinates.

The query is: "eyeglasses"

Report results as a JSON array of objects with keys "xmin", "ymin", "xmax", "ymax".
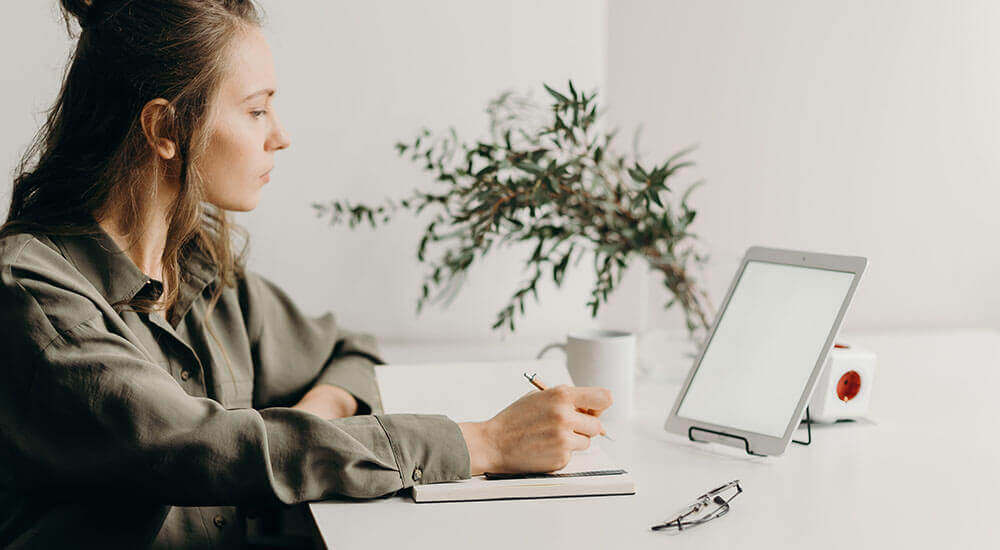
[{"xmin": 650, "ymin": 480, "xmax": 743, "ymax": 532}]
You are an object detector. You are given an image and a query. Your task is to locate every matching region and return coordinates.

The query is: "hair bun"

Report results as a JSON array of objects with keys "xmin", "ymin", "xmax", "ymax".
[
  {"xmin": 62, "ymin": 0, "xmax": 133, "ymax": 31},
  {"xmin": 60, "ymin": 0, "xmax": 96, "ymax": 26}
]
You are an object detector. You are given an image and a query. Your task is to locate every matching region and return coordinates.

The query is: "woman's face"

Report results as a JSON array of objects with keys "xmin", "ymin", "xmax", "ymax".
[{"xmin": 200, "ymin": 27, "xmax": 291, "ymax": 212}]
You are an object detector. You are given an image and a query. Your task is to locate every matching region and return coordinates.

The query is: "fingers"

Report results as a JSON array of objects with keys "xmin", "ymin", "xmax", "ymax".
[
  {"xmin": 568, "ymin": 386, "xmax": 613, "ymax": 413},
  {"xmin": 570, "ymin": 409, "xmax": 604, "ymax": 438},
  {"xmin": 543, "ymin": 385, "xmax": 610, "ymax": 435},
  {"xmin": 568, "ymin": 430, "xmax": 591, "ymax": 452}
]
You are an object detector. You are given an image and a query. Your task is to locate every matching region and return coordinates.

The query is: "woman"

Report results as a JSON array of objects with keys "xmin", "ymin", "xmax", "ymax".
[{"xmin": 0, "ymin": 1, "xmax": 611, "ymax": 548}]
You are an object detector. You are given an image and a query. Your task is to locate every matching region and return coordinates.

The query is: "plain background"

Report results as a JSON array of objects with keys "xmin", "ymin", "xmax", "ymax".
[{"xmin": 2, "ymin": 1, "xmax": 995, "ymax": 351}]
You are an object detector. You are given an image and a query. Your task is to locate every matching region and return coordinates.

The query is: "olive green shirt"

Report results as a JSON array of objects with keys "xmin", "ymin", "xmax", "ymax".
[{"xmin": 0, "ymin": 225, "xmax": 471, "ymax": 548}]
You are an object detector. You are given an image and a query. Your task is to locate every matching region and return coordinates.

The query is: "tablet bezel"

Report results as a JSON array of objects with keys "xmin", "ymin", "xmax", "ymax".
[{"xmin": 664, "ymin": 246, "xmax": 868, "ymax": 456}]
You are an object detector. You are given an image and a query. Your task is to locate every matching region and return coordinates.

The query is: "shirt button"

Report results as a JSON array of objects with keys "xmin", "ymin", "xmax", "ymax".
[
  {"xmin": 180, "ymin": 370, "xmax": 191, "ymax": 381},
  {"xmin": 213, "ymin": 514, "xmax": 226, "ymax": 528},
  {"xmin": 412, "ymin": 467, "xmax": 423, "ymax": 483}
]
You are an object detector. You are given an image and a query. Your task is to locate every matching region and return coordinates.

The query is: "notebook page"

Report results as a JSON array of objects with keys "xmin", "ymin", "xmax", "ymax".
[{"xmin": 546, "ymin": 443, "xmax": 618, "ymax": 475}]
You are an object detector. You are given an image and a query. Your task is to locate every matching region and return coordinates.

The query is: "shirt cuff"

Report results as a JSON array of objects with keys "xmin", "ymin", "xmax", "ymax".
[
  {"xmin": 315, "ymin": 355, "xmax": 383, "ymax": 415},
  {"xmin": 374, "ymin": 414, "xmax": 471, "ymax": 488}
]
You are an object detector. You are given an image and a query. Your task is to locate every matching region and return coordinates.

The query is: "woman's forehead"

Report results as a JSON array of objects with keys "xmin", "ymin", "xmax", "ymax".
[{"xmin": 221, "ymin": 28, "xmax": 276, "ymax": 104}]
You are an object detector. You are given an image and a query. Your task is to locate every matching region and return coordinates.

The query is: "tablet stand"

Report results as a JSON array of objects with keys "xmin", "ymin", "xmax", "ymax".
[{"xmin": 687, "ymin": 407, "xmax": 813, "ymax": 457}]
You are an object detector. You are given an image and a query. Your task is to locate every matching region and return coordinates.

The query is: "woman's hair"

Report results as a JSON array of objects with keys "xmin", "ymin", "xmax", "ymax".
[{"xmin": 2, "ymin": 0, "xmax": 265, "ymax": 321}]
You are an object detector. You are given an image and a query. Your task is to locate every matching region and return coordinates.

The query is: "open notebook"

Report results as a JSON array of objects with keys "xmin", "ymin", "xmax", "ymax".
[{"xmin": 375, "ymin": 359, "xmax": 636, "ymax": 503}]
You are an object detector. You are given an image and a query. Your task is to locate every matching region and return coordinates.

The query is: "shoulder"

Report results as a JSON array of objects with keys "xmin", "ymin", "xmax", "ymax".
[
  {"xmin": 232, "ymin": 269, "xmax": 333, "ymax": 337},
  {"xmin": 0, "ymin": 232, "xmax": 103, "ymax": 346},
  {"xmin": 0, "ymin": 231, "xmax": 43, "ymax": 267},
  {"xmin": 0, "ymin": 232, "xmax": 82, "ymax": 281},
  {"xmin": 236, "ymin": 269, "xmax": 311, "ymax": 313}
]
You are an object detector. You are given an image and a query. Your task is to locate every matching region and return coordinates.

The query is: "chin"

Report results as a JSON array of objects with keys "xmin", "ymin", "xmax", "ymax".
[
  {"xmin": 205, "ymin": 180, "xmax": 265, "ymax": 211},
  {"xmin": 209, "ymin": 195, "xmax": 261, "ymax": 212}
]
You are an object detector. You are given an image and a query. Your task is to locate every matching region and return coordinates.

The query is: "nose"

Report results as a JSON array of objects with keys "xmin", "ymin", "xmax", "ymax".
[{"xmin": 267, "ymin": 115, "xmax": 291, "ymax": 152}]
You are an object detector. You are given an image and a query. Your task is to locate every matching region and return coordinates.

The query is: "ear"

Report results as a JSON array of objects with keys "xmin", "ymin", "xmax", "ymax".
[{"xmin": 140, "ymin": 98, "xmax": 178, "ymax": 160}]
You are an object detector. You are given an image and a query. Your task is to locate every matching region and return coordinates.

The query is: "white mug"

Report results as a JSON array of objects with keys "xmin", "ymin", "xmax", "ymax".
[{"xmin": 537, "ymin": 329, "xmax": 636, "ymax": 421}]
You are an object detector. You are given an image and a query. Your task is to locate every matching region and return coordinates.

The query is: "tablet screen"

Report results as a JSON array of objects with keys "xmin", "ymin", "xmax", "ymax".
[{"xmin": 676, "ymin": 260, "xmax": 856, "ymax": 438}]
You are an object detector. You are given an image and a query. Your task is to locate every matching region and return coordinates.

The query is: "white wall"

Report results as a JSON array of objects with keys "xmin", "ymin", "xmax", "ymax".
[
  {"xmin": 5, "ymin": 1, "xmax": 995, "ymax": 348},
  {"xmin": 1, "ymin": 1, "xmax": 608, "ymax": 346},
  {"xmin": 0, "ymin": 4, "xmax": 75, "ymax": 195},
  {"xmin": 608, "ymin": 0, "xmax": 1000, "ymax": 333},
  {"xmin": 249, "ymin": 1, "xmax": 607, "ymax": 345}
]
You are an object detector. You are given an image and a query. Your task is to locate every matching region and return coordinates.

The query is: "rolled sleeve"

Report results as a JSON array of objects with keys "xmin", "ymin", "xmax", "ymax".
[{"xmin": 375, "ymin": 414, "xmax": 472, "ymax": 487}]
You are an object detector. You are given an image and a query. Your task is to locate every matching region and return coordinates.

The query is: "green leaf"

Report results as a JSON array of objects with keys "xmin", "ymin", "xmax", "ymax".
[
  {"xmin": 665, "ymin": 144, "xmax": 698, "ymax": 167},
  {"xmin": 543, "ymin": 83, "xmax": 570, "ymax": 104},
  {"xmin": 627, "ymin": 167, "xmax": 646, "ymax": 183},
  {"xmin": 662, "ymin": 214, "xmax": 675, "ymax": 235},
  {"xmin": 680, "ymin": 179, "xmax": 705, "ymax": 209},
  {"xmin": 532, "ymin": 184, "xmax": 549, "ymax": 205},
  {"xmin": 553, "ymin": 247, "xmax": 572, "ymax": 286},
  {"xmin": 519, "ymin": 162, "xmax": 544, "ymax": 175},
  {"xmin": 530, "ymin": 239, "xmax": 545, "ymax": 262},
  {"xmin": 475, "ymin": 165, "xmax": 497, "ymax": 178},
  {"xmin": 554, "ymin": 114, "xmax": 567, "ymax": 131},
  {"xmin": 665, "ymin": 161, "xmax": 695, "ymax": 176}
]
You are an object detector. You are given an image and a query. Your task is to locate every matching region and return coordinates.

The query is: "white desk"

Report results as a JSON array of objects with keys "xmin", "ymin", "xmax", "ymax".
[{"xmin": 309, "ymin": 329, "xmax": 1000, "ymax": 549}]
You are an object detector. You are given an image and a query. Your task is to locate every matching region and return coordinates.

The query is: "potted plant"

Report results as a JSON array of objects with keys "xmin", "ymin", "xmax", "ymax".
[{"xmin": 314, "ymin": 81, "xmax": 713, "ymax": 339}]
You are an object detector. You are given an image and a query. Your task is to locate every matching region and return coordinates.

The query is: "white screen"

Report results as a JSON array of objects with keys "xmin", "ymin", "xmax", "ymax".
[{"xmin": 676, "ymin": 261, "xmax": 855, "ymax": 438}]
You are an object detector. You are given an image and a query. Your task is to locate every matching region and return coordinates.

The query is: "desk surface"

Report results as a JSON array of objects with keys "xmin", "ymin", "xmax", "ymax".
[{"xmin": 309, "ymin": 329, "xmax": 1000, "ymax": 549}]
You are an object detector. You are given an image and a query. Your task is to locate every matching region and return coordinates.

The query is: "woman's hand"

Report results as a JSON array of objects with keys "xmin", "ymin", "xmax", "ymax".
[
  {"xmin": 459, "ymin": 385, "xmax": 612, "ymax": 476},
  {"xmin": 291, "ymin": 384, "xmax": 359, "ymax": 419}
]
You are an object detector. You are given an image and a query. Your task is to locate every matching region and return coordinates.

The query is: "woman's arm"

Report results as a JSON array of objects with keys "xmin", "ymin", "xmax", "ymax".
[
  {"xmin": 239, "ymin": 271, "xmax": 384, "ymax": 415},
  {"xmin": 291, "ymin": 383, "xmax": 359, "ymax": 419},
  {"xmin": 0, "ymin": 243, "xmax": 468, "ymax": 502}
]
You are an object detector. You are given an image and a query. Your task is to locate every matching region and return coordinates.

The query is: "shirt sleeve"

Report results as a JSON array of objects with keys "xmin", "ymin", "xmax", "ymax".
[
  {"xmin": 0, "ymin": 246, "xmax": 471, "ymax": 505},
  {"xmin": 239, "ymin": 270, "xmax": 384, "ymax": 414}
]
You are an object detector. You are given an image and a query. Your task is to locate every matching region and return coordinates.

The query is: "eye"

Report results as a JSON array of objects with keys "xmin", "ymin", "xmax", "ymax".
[{"xmin": 251, "ymin": 110, "xmax": 268, "ymax": 118}]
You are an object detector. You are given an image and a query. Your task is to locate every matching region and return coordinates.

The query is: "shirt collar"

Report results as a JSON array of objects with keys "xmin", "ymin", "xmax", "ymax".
[{"xmin": 51, "ymin": 218, "xmax": 219, "ymax": 314}]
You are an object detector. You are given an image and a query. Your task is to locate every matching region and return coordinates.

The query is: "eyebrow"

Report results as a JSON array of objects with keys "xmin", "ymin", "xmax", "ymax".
[{"xmin": 241, "ymin": 88, "xmax": 275, "ymax": 103}]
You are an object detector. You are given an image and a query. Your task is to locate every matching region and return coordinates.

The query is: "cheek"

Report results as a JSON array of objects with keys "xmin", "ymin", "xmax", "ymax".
[
  {"xmin": 206, "ymin": 124, "xmax": 251, "ymax": 177},
  {"xmin": 201, "ymin": 121, "xmax": 262, "ymax": 209}
]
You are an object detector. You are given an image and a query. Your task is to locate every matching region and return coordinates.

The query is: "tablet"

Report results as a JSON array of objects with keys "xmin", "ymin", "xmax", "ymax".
[{"xmin": 664, "ymin": 246, "xmax": 867, "ymax": 456}]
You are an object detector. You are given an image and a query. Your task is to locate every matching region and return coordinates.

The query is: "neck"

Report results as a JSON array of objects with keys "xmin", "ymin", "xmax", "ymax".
[
  {"xmin": 99, "ymin": 212, "xmax": 170, "ymax": 282},
  {"xmin": 97, "ymin": 179, "xmax": 179, "ymax": 283}
]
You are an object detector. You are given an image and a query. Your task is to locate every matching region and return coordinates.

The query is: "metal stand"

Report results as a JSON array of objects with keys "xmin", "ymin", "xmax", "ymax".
[
  {"xmin": 688, "ymin": 407, "xmax": 813, "ymax": 456},
  {"xmin": 792, "ymin": 406, "xmax": 812, "ymax": 446}
]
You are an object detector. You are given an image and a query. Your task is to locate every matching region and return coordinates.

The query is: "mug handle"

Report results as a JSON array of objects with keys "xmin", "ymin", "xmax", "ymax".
[
  {"xmin": 536, "ymin": 342, "xmax": 566, "ymax": 359},
  {"xmin": 535, "ymin": 342, "xmax": 601, "ymax": 417}
]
